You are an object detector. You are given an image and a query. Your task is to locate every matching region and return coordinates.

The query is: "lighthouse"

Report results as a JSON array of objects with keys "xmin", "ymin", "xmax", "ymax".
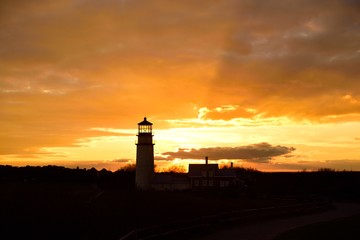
[{"xmin": 135, "ymin": 117, "xmax": 155, "ymax": 190}]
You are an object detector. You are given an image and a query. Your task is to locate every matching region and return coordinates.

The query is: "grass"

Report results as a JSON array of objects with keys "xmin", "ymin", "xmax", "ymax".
[
  {"xmin": 274, "ymin": 213, "xmax": 360, "ymax": 240},
  {"xmin": 0, "ymin": 182, "xmax": 299, "ymax": 240}
]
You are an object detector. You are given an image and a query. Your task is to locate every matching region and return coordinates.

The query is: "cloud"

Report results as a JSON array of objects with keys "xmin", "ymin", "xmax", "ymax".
[
  {"xmin": 155, "ymin": 156, "xmax": 172, "ymax": 161},
  {"xmin": 1, "ymin": 0, "xmax": 227, "ymax": 158},
  {"xmin": 161, "ymin": 142, "xmax": 295, "ymax": 163},
  {"xmin": 268, "ymin": 159, "xmax": 360, "ymax": 172},
  {"xmin": 197, "ymin": 105, "xmax": 260, "ymax": 121},
  {"xmin": 1, "ymin": 0, "xmax": 360, "ymax": 163},
  {"xmin": 111, "ymin": 158, "xmax": 132, "ymax": 163},
  {"xmin": 205, "ymin": 0, "xmax": 360, "ymax": 121},
  {"xmin": 0, "ymin": 123, "xmax": 132, "ymax": 157},
  {"xmin": 2, "ymin": 0, "xmax": 360, "ymax": 122}
]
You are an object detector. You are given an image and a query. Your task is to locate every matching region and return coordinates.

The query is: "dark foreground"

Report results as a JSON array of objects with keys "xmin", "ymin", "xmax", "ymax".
[
  {"xmin": 183, "ymin": 203, "xmax": 360, "ymax": 240},
  {"xmin": 275, "ymin": 210, "xmax": 360, "ymax": 240},
  {"xmin": 0, "ymin": 181, "xmax": 302, "ymax": 240},
  {"xmin": 1, "ymin": 166, "xmax": 360, "ymax": 240}
]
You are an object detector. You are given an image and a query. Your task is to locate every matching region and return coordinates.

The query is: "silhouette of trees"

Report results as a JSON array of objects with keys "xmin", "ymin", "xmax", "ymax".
[
  {"xmin": 317, "ymin": 168, "xmax": 336, "ymax": 173},
  {"xmin": 118, "ymin": 163, "xmax": 136, "ymax": 172},
  {"xmin": 0, "ymin": 165, "xmax": 96, "ymax": 183},
  {"xmin": 158, "ymin": 164, "xmax": 187, "ymax": 173},
  {"xmin": 97, "ymin": 167, "xmax": 135, "ymax": 191},
  {"xmin": 0, "ymin": 165, "xmax": 135, "ymax": 191}
]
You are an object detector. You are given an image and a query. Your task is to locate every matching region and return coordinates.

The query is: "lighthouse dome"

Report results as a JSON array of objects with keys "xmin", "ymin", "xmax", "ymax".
[{"xmin": 138, "ymin": 117, "xmax": 153, "ymax": 125}]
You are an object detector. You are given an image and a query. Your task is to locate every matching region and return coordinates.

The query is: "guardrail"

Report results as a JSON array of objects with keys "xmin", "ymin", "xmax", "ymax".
[{"xmin": 119, "ymin": 200, "xmax": 332, "ymax": 240}]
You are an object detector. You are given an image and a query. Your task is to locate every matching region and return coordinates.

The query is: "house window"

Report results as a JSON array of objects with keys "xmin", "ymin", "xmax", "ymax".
[
  {"xmin": 194, "ymin": 179, "xmax": 199, "ymax": 186},
  {"xmin": 201, "ymin": 170, "xmax": 207, "ymax": 177},
  {"xmin": 202, "ymin": 180, "xmax": 207, "ymax": 186},
  {"xmin": 220, "ymin": 180, "xmax": 225, "ymax": 187},
  {"xmin": 209, "ymin": 180, "xmax": 214, "ymax": 186},
  {"xmin": 209, "ymin": 170, "xmax": 214, "ymax": 177}
]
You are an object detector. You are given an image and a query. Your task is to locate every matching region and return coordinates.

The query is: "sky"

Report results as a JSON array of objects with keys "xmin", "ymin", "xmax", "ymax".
[{"xmin": 1, "ymin": 0, "xmax": 360, "ymax": 171}]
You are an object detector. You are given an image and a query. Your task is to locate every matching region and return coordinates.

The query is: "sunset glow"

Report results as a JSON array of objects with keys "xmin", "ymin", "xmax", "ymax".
[{"xmin": 1, "ymin": 0, "xmax": 360, "ymax": 171}]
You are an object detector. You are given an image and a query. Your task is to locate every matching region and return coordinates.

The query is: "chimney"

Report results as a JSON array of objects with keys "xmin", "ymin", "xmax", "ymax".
[
  {"xmin": 230, "ymin": 162, "xmax": 233, "ymax": 169},
  {"xmin": 205, "ymin": 156, "xmax": 208, "ymax": 165}
]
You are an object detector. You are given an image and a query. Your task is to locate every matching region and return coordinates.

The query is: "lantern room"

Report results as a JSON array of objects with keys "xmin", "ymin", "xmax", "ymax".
[{"xmin": 138, "ymin": 117, "xmax": 153, "ymax": 134}]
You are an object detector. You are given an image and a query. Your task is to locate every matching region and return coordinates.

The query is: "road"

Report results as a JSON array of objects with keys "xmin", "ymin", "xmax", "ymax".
[{"xmin": 185, "ymin": 202, "xmax": 360, "ymax": 240}]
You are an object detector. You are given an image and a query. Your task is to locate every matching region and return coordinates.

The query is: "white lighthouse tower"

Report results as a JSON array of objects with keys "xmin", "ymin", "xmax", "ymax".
[{"xmin": 135, "ymin": 117, "xmax": 155, "ymax": 190}]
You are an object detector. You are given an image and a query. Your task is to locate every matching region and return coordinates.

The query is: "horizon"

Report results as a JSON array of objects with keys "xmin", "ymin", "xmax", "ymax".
[
  {"xmin": 2, "ymin": 162, "xmax": 358, "ymax": 174},
  {"xmin": 1, "ymin": 0, "xmax": 360, "ymax": 172}
]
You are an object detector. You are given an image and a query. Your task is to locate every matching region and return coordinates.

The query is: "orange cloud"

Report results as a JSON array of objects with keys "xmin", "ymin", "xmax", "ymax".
[
  {"xmin": 1, "ymin": 0, "xmax": 360, "ymax": 168},
  {"xmin": 161, "ymin": 143, "xmax": 296, "ymax": 163},
  {"xmin": 206, "ymin": 0, "xmax": 360, "ymax": 121}
]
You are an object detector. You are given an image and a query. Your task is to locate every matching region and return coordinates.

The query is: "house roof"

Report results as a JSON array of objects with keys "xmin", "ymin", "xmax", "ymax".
[{"xmin": 188, "ymin": 164, "xmax": 219, "ymax": 177}]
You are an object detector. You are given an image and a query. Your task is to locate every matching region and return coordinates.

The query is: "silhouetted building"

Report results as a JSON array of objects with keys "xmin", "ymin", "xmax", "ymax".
[
  {"xmin": 189, "ymin": 157, "xmax": 237, "ymax": 189},
  {"xmin": 135, "ymin": 117, "xmax": 155, "ymax": 190}
]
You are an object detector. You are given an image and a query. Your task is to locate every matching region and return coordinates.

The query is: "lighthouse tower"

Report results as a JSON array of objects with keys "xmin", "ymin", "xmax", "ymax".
[{"xmin": 135, "ymin": 117, "xmax": 155, "ymax": 190}]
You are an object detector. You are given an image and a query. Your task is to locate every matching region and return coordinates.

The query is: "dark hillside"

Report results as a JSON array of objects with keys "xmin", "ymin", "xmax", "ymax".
[{"xmin": 1, "ymin": 165, "xmax": 359, "ymax": 240}]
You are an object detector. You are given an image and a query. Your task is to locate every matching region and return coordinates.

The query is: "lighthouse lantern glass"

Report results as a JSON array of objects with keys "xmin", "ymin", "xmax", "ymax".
[{"xmin": 139, "ymin": 125, "xmax": 152, "ymax": 133}]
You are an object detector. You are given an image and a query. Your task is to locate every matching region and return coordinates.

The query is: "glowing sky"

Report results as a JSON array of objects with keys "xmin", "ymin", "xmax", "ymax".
[{"xmin": 1, "ymin": 0, "xmax": 360, "ymax": 171}]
